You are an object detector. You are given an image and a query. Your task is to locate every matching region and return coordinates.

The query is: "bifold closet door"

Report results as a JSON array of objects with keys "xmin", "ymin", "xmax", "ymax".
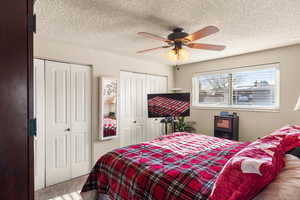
[
  {"xmin": 132, "ymin": 73, "xmax": 148, "ymax": 144},
  {"xmin": 120, "ymin": 72, "xmax": 147, "ymax": 146},
  {"xmin": 45, "ymin": 61, "xmax": 91, "ymax": 186},
  {"xmin": 70, "ymin": 64, "xmax": 91, "ymax": 178},
  {"xmin": 120, "ymin": 71, "xmax": 133, "ymax": 147},
  {"xmin": 120, "ymin": 72, "xmax": 167, "ymax": 146},
  {"xmin": 45, "ymin": 61, "xmax": 92, "ymax": 186},
  {"xmin": 45, "ymin": 61, "xmax": 71, "ymax": 186}
]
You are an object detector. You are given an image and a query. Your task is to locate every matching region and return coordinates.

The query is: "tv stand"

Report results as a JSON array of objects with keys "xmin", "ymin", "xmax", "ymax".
[
  {"xmin": 160, "ymin": 117, "xmax": 177, "ymax": 135},
  {"xmin": 160, "ymin": 118, "xmax": 168, "ymax": 135}
]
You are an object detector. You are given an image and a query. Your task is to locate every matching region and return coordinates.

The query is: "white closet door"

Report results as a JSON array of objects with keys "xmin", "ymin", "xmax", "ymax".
[
  {"xmin": 34, "ymin": 59, "xmax": 45, "ymax": 190},
  {"xmin": 147, "ymin": 75, "xmax": 168, "ymax": 140},
  {"xmin": 70, "ymin": 64, "xmax": 91, "ymax": 178},
  {"xmin": 120, "ymin": 72, "xmax": 167, "ymax": 146},
  {"xmin": 147, "ymin": 75, "xmax": 168, "ymax": 94},
  {"xmin": 120, "ymin": 72, "xmax": 133, "ymax": 147},
  {"xmin": 45, "ymin": 61, "xmax": 71, "ymax": 186},
  {"xmin": 132, "ymin": 73, "xmax": 148, "ymax": 143},
  {"xmin": 120, "ymin": 72, "xmax": 147, "ymax": 146}
]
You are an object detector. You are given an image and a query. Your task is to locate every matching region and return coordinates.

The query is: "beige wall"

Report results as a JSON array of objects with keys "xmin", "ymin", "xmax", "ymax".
[
  {"xmin": 34, "ymin": 37, "xmax": 174, "ymax": 164},
  {"xmin": 175, "ymin": 44, "xmax": 300, "ymax": 142}
]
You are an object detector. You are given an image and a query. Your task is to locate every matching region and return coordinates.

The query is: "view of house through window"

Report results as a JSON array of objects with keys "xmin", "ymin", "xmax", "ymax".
[
  {"xmin": 197, "ymin": 73, "xmax": 230, "ymax": 105},
  {"xmin": 193, "ymin": 64, "xmax": 280, "ymax": 109}
]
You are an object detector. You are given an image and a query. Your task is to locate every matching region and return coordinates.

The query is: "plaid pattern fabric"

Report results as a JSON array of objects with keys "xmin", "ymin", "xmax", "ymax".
[
  {"xmin": 148, "ymin": 96, "xmax": 190, "ymax": 117},
  {"xmin": 103, "ymin": 118, "xmax": 117, "ymax": 137},
  {"xmin": 103, "ymin": 127, "xmax": 116, "ymax": 137},
  {"xmin": 104, "ymin": 118, "xmax": 117, "ymax": 128},
  {"xmin": 81, "ymin": 133, "xmax": 249, "ymax": 200},
  {"xmin": 210, "ymin": 134, "xmax": 285, "ymax": 200}
]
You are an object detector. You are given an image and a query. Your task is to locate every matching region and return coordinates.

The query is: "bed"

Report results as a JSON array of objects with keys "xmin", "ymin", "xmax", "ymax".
[{"xmin": 81, "ymin": 125, "xmax": 300, "ymax": 200}]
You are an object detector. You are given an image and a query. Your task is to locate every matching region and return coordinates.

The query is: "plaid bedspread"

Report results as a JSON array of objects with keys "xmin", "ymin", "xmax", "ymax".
[
  {"xmin": 81, "ymin": 133, "xmax": 249, "ymax": 200},
  {"xmin": 148, "ymin": 96, "xmax": 190, "ymax": 117}
]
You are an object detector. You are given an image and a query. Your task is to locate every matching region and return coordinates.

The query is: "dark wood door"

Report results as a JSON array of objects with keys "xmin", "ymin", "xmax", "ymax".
[{"xmin": 0, "ymin": 0, "xmax": 34, "ymax": 199}]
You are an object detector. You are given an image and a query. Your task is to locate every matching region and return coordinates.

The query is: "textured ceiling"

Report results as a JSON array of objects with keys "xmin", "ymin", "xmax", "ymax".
[{"xmin": 34, "ymin": 0, "xmax": 300, "ymax": 65}]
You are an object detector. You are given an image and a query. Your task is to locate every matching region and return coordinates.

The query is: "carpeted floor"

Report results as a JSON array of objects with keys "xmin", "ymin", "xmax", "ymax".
[
  {"xmin": 48, "ymin": 191, "xmax": 82, "ymax": 200},
  {"xmin": 35, "ymin": 175, "xmax": 88, "ymax": 200}
]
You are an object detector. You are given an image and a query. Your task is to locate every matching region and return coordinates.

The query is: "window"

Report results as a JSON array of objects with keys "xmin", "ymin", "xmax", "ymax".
[
  {"xmin": 192, "ymin": 64, "xmax": 280, "ymax": 110},
  {"xmin": 197, "ymin": 73, "xmax": 230, "ymax": 105}
]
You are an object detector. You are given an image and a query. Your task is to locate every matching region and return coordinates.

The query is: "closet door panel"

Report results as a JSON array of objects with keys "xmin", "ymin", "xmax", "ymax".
[
  {"xmin": 120, "ymin": 72, "xmax": 134, "ymax": 147},
  {"xmin": 70, "ymin": 65, "xmax": 91, "ymax": 177},
  {"xmin": 120, "ymin": 72, "xmax": 168, "ymax": 146},
  {"xmin": 147, "ymin": 75, "xmax": 168, "ymax": 140},
  {"xmin": 133, "ymin": 73, "xmax": 147, "ymax": 143},
  {"xmin": 120, "ymin": 72, "xmax": 147, "ymax": 146},
  {"xmin": 70, "ymin": 66, "xmax": 90, "ymax": 129},
  {"xmin": 45, "ymin": 61, "xmax": 71, "ymax": 186}
]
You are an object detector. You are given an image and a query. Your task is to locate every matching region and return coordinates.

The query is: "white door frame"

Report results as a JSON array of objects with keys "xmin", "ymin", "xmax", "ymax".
[{"xmin": 34, "ymin": 59, "xmax": 46, "ymax": 191}]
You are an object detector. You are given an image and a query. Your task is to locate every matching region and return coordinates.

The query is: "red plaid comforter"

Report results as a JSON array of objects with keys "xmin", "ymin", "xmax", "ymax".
[
  {"xmin": 81, "ymin": 133, "xmax": 249, "ymax": 200},
  {"xmin": 148, "ymin": 96, "xmax": 189, "ymax": 117}
]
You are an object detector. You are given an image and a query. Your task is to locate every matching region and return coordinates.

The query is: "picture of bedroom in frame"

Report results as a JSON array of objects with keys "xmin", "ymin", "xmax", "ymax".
[{"xmin": 99, "ymin": 77, "xmax": 118, "ymax": 140}]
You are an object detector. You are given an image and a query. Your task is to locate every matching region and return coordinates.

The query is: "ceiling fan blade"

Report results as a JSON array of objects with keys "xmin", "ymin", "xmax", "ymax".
[
  {"xmin": 136, "ymin": 46, "xmax": 171, "ymax": 54},
  {"xmin": 184, "ymin": 26, "xmax": 220, "ymax": 42},
  {"xmin": 187, "ymin": 43, "xmax": 226, "ymax": 51},
  {"xmin": 137, "ymin": 32, "xmax": 170, "ymax": 42}
]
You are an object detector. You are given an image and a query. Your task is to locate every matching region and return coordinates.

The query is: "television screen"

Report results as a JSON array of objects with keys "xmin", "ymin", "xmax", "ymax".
[{"xmin": 147, "ymin": 93, "xmax": 190, "ymax": 118}]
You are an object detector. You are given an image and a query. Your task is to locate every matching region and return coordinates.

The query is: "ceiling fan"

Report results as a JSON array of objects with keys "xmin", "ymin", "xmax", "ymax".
[{"xmin": 137, "ymin": 26, "xmax": 226, "ymax": 62}]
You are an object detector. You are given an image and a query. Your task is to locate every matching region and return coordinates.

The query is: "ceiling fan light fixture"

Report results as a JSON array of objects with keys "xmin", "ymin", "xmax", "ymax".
[
  {"xmin": 166, "ymin": 48, "xmax": 189, "ymax": 62},
  {"xmin": 178, "ymin": 48, "xmax": 189, "ymax": 61},
  {"xmin": 166, "ymin": 49, "xmax": 178, "ymax": 62}
]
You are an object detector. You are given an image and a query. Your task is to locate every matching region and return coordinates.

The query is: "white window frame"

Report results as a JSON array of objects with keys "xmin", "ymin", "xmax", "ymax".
[{"xmin": 192, "ymin": 63, "xmax": 280, "ymax": 111}]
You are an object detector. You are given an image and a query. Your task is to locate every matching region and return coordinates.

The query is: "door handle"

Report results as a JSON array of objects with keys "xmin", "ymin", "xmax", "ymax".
[
  {"xmin": 133, "ymin": 121, "xmax": 137, "ymax": 124},
  {"xmin": 65, "ymin": 128, "xmax": 71, "ymax": 132}
]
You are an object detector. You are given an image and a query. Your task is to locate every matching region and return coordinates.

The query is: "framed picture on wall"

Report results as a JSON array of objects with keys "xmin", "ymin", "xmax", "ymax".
[{"xmin": 99, "ymin": 77, "xmax": 118, "ymax": 140}]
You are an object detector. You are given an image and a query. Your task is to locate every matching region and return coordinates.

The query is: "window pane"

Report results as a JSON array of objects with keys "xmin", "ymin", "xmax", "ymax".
[
  {"xmin": 197, "ymin": 73, "xmax": 229, "ymax": 105},
  {"xmin": 232, "ymin": 68, "xmax": 278, "ymax": 107}
]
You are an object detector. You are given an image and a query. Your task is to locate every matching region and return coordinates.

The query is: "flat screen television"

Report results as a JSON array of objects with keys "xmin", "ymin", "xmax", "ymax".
[{"xmin": 147, "ymin": 93, "xmax": 190, "ymax": 118}]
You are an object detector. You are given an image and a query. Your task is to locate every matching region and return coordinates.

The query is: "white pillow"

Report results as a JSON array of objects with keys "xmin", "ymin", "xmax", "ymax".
[{"xmin": 254, "ymin": 154, "xmax": 300, "ymax": 200}]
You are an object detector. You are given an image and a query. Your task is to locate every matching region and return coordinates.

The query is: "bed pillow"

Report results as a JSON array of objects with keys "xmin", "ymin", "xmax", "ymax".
[
  {"xmin": 268, "ymin": 125, "xmax": 300, "ymax": 152},
  {"xmin": 209, "ymin": 136, "xmax": 285, "ymax": 200},
  {"xmin": 253, "ymin": 154, "xmax": 300, "ymax": 200}
]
